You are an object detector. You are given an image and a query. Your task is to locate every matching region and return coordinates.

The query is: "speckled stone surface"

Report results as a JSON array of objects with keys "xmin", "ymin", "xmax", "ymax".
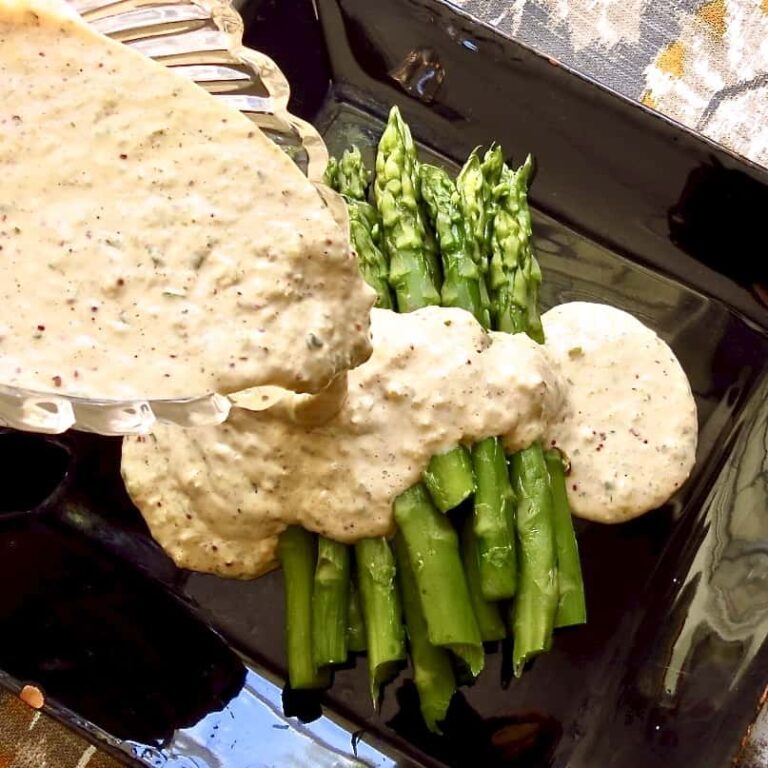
[{"xmin": 449, "ymin": 0, "xmax": 768, "ymax": 167}]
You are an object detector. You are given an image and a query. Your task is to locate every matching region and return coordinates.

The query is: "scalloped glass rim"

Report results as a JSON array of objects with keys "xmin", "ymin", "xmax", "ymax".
[{"xmin": 0, "ymin": 0, "xmax": 341, "ymax": 435}]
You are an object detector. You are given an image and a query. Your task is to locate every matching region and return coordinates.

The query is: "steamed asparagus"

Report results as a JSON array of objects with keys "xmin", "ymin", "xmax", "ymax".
[
  {"xmin": 471, "ymin": 437, "xmax": 518, "ymax": 601},
  {"xmin": 456, "ymin": 147, "xmax": 518, "ymax": 597},
  {"xmin": 312, "ymin": 536, "xmax": 350, "ymax": 666},
  {"xmin": 393, "ymin": 533, "xmax": 456, "ymax": 733},
  {"xmin": 374, "ymin": 107, "xmax": 441, "ymax": 311},
  {"xmin": 347, "ymin": 571, "xmax": 368, "ymax": 653},
  {"xmin": 460, "ymin": 515, "xmax": 506, "ymax": 642},
  {"xmin": 509, "ymin": 447, "xmax": 558, "ymax": 675},
  {"xmin": 278, "ymin": 526, "xmax": 331, "ymax": 689},
  {"xmin": 419, "ymin": 162, "xmax": 491, "ymax": 328},
  {"xmin": 489, "ymin": 155, "xmax": 544, "ymax": 343},
  {"xmin": 546, "ymin": 450, "xmax": 587, "ymax": 628},
  {"xmin": 393, "ymin": 484, "xmax": 484, "ymax": 676},
  {"xmin": 354, "ymin": 537, "xmax": 406, "ymax": 705},
  {"xmin": 326, "ymin": 148, "xmax": 394, "ymax": 308}
]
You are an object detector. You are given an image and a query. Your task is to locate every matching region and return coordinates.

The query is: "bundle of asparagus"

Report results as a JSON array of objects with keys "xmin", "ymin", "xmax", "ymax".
[{"xmin": 278, "ymin": 107, "xmax": 586, "ymax": 733}]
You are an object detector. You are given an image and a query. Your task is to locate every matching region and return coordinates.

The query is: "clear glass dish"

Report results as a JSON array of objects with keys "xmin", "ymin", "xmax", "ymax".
[{"xmin": 0, "ymin": 0, "xmax": 336, "ymax": 436}]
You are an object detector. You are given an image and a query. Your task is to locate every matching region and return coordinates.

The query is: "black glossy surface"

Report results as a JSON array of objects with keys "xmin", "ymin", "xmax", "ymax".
[{"xmin": 3, "ymin": 1, "xmax": 768, "ymax": 766}]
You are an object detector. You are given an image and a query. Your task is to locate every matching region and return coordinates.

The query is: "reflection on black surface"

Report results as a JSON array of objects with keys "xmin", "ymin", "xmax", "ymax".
[
  {"xmin": 669, "ymin": 159, "xmax": 768, "ymax": 298},
  {"xmin": 0, "ymin": 431, "xmax": 70, "ymax": 515},
  {"xmin": 389, "ymin": 48, "xmax": 445, "ymax": 103},
  {"xmin": 0, "ymin": 517, "xmax": 245, "ymax": 743},
  {"xmin": 388, "ymin": 683, "xmax": 560, "ymax": 767},
  {"xmin": 568, "ymin": 376, "xmax": 768, "ymax": 768}
]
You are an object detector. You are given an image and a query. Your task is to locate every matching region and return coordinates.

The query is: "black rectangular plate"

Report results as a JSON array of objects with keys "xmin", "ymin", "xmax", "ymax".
[{"xmin": 3, "ymin": 1, "xmax": 768, "ymax": 766}]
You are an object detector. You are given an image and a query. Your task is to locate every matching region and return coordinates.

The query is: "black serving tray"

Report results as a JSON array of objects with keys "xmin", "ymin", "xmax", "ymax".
[{"xmin": 4, "ymin": 0, "xmax": 768, "ymax": 766}]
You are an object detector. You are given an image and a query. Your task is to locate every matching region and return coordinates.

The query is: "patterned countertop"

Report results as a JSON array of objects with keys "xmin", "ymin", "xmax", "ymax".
[{"xmin": 451, "ymin": 0, "xmax": 768, "ymax": 168}]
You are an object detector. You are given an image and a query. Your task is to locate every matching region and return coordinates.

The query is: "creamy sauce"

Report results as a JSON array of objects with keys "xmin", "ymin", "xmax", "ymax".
[
  {"xmin": 122, "ymin": 307, "xmax": 563, "ymax": 577},
  {"xmin": 543, "ymin": 302, "xmax": 697, "ymax": 523},
  {"xmin": 0, "ymin": 0, "xmax": 373, "ymax": 400},
  {"xmin": 123, "ymin": 302, "xmax": 698, "ymax": 577}
]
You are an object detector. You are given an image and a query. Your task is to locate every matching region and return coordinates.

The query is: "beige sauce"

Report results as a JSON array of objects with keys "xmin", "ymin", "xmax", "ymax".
[
  {"xmin": 543, "ymin": 302, "xmax": 698, "ymax": 523},
  {"xmin": 123, "ymin": 303, "xmax": 698, "ymax": 576},
  {"xmin": 122, "ymin": 307, "xmax": 564, "ymax": 577},
  {"xmin": 0, "ymin": 0, "xmax": 373, "ymax": 400}
]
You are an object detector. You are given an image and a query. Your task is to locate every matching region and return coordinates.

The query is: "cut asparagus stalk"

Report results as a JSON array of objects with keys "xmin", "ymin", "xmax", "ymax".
[
  {"xmin": 545, "ymin": 450, "xmax": 587, "ymax": 628},
  {"xmin": 508, "ymin": 446, "xmax": 558, "ymax": 676},
  {"xmin": 278, "ymin": 526, "xmax": 332, "ymax": 690},
  {"xmin": 393, "ymin": 484, "xmax": 484, "ymax": 676},
  {"xmin": 393, "ymin": 532, "xmax": 456, "ymax": 733},
  {"xmin": 460, "ymin": 515, "xmax": 506, "ymax": 642},
  {"xmin": 471, "ymin": 437, "xmax": 518, "ymax": 601},
  {"xmin": 312, "ymin": 536, "xmax": 351, "ymax": 666},
  {"xmin": 354, "ymin": 537, "xmax": 406, "ymax": 705}
]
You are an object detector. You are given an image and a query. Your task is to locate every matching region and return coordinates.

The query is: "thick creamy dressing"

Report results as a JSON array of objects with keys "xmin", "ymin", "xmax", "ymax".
[
  {"xmin": 122, "ymin": 307, "xmax": 563, "ymax": 577},
  {"xmin": 0, "ymin": 0, "xmax": 373, "ymax": 400},
  {"xmin": 543, "ymin": 302, "xmax": 697, "ymax": 522},
  {"xmin": 122, "ymin": 302, "xmax": 698, "ymax": 578}
]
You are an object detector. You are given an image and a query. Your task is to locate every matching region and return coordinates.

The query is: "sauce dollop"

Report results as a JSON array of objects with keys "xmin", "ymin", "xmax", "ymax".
[{"xmin": 543, "ymin": 302, "xmax": 697, "ymax": 522}]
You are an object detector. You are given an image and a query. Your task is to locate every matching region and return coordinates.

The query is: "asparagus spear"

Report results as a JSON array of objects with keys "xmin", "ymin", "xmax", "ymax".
[
  {"xmin": 489, "ymin": 155, "xmax": 545, "ymax": 343},
  {"xmin": 348, "ymin": 203, "xmax": 395, "ymax": 309},
  {"xmin": 419, "ymin": 162, "xmax": 491, "ymax": 328},
  {"xmin": 422, "ymin": 445, "xmax": 475, "ymax": 513},
  {"xmin": 347, "ymin": 572, "xmax": 367, "ymax": 653},
  {"xmin": 329, "ymin": 146, "xmax": 371, "ymax": 201},
  {"xmin": 509, "ymin": 446, "xmax": 558, "ymax": 676},
  {"xmin": 374, "ymin": 106, "xmax": 441, "ymax": 312},
  {"xmin": 414, "ymin": 161, "xmax": 485, "ymax": 512},
  {"xmin": 457, "ymin": 146, "xmax": 504, "ymax": 273},
  {"xmin": 460, "ymin": 515, "xmax": 506, "ymax": 642},
  {"xmin": 371, "ymin": 110, "xmax": 472, "ymax": 509},
  {"xmin": 454, "ymin": 147, "xmax": 518, "ymax": 595},
  {"xmin": 393, "ymin": 533, "xmax": 456, "ymax": 733},
  {"xmin": 393, "ymin": 484, "xmax": 484, "ymax": 676},
  {"xmin": 545, "ymin": 450, "xmax": 587, "ymax": 628},
  {"xmin": 354, "ymin": 537, "xmax": 406, "ymax": 705},
  {"xmin": 278, "ymin": 526, "xmax": 331, "ymax": 689},
  {"xmin": 325, "ymin": 148, "xmax": 394, "ymax": 308},
  {"xmin": 323, "ymin": 156, "xmax": 339, "ymax": 191},
  {"xmin": 312, "ymin": 536, "xmax": 350, "ymax": 666},
  {"xmin": 471, "ymin": 437, "xmax": 517, "ymax": 600}
]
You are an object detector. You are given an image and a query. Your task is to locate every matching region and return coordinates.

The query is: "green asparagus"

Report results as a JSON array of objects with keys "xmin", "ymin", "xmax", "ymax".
[
  {"xmin": 330, "ymin": 146, "xmax": 371, "ymax": 201},
  {"xmin": 509, "ymin": 446, "xmax": 558, "ymax": 676},
  {"xmin": 457, "ymin": 146, "xmax": 504, "ymax": 270},
  {"xmin": 471, "ymin": 437, "xmax": 517, "ymax": 600},
  {"xmin": 489, "ymin": 155, "xmax": 545, "ymax": 343},
  {"xmin": 393, "ymin": 533, "xmax": 456, "ymax": 733},
  {"xmin": 278, "ymin": 526, "xmax": 331, "ymax": 689},
  {"xmin": 312, "ymin": 536, "xmax": 350, "ymax": 666},
  {"xmin": 456, "ymin": 146, "xmax": 517, "ymax": 598},
  {"xmin": 347, "ymin": 572, "xmax": 367, "ymax": 653},
  {"xmin": 325, "ymin": 148, "xmax": 394, "ymax": 308},
  {"xmin": 393, "ymin": 484, "xmax": 484, "ymax": 676},
  {"xmin": 348, "ymin": 203, "xmax": 395, "ymax": 308},
  {"xmin": 374, "ymin": 107, "xmax": 441, "ymax": 311},
  {"xmin": 423, "ymin": 445, "xmax": 475, "ymax": 513},
  {"xmin": 545, "ymin": 450, "xmax": 587, "ymax": 628},
  {"xmin": 460, "ymin": 515, "xmax": 506, "ymax": 642},
  {"xmin": 419, "ymin": 163, "xmax": 491, "ymax": 328},
  {"xmin": 372, "ymin": 111, "xmax": 473, "ymax": 509},
  {"xmin": 354, "ymin": 537, "xmax": 406, "ymax": 705}
]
